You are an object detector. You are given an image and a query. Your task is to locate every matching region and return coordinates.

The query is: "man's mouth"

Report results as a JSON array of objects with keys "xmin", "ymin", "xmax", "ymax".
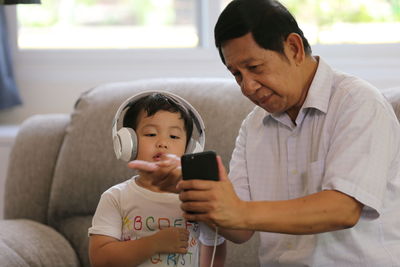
[{"xmin": 258, "ymin": 93, "xmax": 273, "ymax": 105}]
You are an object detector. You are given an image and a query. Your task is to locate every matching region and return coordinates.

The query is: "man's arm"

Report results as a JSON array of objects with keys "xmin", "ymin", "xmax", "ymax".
[
  {"xmin": 89, "ymin": 227, "xmax": 189, "ymax": 267},
  {"xmin": 239, "ymin": 190, "xmax": 363, "ymax": 234},
  {"xmin": 178, "ymin": 156, "xmax": 363, "ymax": 236}
]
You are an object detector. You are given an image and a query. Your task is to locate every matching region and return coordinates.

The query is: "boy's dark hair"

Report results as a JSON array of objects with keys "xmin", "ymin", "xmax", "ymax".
[
  {"xmin": 214, "ymin": 0, "xmax": 311, "ymax": 64},
  {"xmin": 123, "ymin": 93, "xmax": 194, "ymax": 147}
]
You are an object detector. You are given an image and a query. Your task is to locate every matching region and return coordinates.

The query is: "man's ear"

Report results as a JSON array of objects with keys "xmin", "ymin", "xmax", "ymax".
[{"xmin": 285, "ymin": 33, "xmax": 305, "ymax": 66}]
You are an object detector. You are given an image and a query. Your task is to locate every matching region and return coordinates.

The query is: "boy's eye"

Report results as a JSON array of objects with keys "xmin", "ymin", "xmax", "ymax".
[
  {"xmin": 170, "ymin": 135, "xmax": 180, "ymax": 139},
  {"xmin": 144, "ymin": 133, "xmax": 156, "ymax": 137}
]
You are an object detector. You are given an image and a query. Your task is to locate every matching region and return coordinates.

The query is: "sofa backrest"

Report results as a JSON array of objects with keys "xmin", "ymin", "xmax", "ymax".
[
  {"xmin": 382, "ymin": 87, "xmax": 400, "ymax": 120},
  {"xmin": 46, "ymin": 78, "xmax": 255, "ymax": 226}
]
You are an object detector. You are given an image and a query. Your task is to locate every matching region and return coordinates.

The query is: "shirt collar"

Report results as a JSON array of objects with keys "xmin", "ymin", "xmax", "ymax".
[{"xmin": 302, "ymin": 56, "xmax": 333, "ymax": 114}]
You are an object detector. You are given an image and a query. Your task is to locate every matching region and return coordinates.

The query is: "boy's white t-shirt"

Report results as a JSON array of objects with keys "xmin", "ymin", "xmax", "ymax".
[{"xmin": 88, "ymin": 176, "xmax": 223, "ymax": 267}]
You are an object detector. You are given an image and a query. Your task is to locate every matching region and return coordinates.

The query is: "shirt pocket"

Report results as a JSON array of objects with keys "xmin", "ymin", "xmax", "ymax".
[{"xmin": 305, "ymin": 160, "xmax": 325, "ymax": 194}]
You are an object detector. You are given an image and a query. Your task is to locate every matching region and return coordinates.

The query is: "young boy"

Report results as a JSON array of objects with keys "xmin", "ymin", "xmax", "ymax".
[{"xmin": 88, "ymin": 92, "xmax": 224, "ymax": 267}]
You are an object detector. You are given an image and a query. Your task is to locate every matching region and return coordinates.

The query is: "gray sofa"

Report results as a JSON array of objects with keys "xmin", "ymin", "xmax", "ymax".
[
  {"xmin": 1, "ymin": 78, "xmax": 399, "ymax": 267},
  {"xmin": 0, "ymin": 78, "xmax": 259, "ymax": 267}
]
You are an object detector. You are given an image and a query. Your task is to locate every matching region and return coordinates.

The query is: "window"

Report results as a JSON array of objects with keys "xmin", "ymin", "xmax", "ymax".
[
  {"xmin": 2, "ymin": 0, "xmax": 398, "ymax": 124},
  {"xmin": 17, "ymin": 0, "xmax": 201, "ymax": 49},
  {"xmin": 17, "ymin": 0, "xmax": 400, "ymax": 49},
  {"xmin": 7, "ymin": 0, "xmax": 400, "ymax": 92}
]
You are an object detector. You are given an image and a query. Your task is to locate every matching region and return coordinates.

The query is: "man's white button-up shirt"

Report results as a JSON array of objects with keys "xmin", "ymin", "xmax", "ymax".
[{"xmin": 229, "ymin": 57, "xmax": 400, "ymax": 266}]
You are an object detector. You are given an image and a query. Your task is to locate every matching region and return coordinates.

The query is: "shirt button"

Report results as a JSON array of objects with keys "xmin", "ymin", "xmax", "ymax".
[
  {"xmin": 286, "ymin": 242, "xmax": 293, "ymax": 249},
  {"xmin": 291, "ymin": 170, "xmax": 298, "ymax": 175}
]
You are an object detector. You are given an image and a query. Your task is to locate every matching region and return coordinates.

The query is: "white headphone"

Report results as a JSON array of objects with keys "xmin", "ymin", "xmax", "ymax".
[{"xmin": 112, "ymin": 90, "xmax": 206, "ymax": 161}]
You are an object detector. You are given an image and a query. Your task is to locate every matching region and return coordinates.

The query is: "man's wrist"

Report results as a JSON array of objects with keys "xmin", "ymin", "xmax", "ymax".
[{"xmin": 236, "ymin": 200, "xmax": 252, "ymax": 229}]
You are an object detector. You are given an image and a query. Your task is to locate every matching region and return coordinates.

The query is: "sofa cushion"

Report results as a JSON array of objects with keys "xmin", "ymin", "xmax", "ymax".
[
  {"xmin": 0, "ymin": 241, "xmax": 27, "ymax": 266},
  {"xmin": 58, "ymin": 216, "xmax": 93, "ymax": 267},
  {"xmin": 4, "ymin": 114, "xmax": 70, "ymax": 223},
  {"xmin": 47, "ymin": 78, "xmax": 255, "ymax": 227},
  {"xmin": 382, "ymin": 86, "xmax": 400, "ymax": 121},
  {"xmin": 0, "ymin": 219, "xmax": 79, "ymax": 267}
]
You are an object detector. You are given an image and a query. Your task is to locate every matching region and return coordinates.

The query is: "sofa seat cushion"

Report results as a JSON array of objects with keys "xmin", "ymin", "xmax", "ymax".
[
  {"xmin": 0, "ymin": 219, "xmax": 79, "ymax": 267},
  {"xmin": 58, "ymin": 216, "xmax": 93, "ymax": 267},
  {"xmin": 382, "ymin": 86, "xmax": 400, "ymax": 120}
]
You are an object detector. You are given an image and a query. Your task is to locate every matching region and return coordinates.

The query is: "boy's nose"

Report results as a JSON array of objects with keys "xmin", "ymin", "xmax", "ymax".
[{"xmin": 157, "ymin": 141, "xmax": 168, "ymax": 149}]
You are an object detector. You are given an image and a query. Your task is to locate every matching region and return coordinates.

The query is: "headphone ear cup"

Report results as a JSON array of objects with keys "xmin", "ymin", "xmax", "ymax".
[
  {"xmin": 186, "ymin": 138, "xmax": 203, "ymax": 154},
  {"xmin": 116, "ymin": 127, "xmax": 138, "ymax": 161},
  {"xmin": 192, "ymin": 141, "xmax": 203, "ymax": 153},
  {"xmin": 113, "ymin": 134, "xmax": 123, "ymax": 160}
]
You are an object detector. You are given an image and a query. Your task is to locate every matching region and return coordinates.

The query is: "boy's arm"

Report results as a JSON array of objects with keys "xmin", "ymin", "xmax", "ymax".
[
  {"xmin": 89, "ymin": 227, "xmax": 189, "ymax": 267},
  {"xmin": 200, "ymin": 241, "xmax": 226, "ymax": 267}
]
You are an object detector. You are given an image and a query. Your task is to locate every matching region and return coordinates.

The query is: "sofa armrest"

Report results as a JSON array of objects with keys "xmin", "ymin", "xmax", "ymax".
[
  {"xmin": 4, "ymin": 114, "xmax": 70, "ymax": 223},
  {"xmin": 0, "ymin": 219, "xmax": 79, "ymax": 266}
]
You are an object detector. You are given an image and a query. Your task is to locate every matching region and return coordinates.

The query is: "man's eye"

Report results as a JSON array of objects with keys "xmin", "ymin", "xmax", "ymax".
[
  {"xmin": 232, "ymin": 72, "xmax": 242, "ymax": 81},
  {"xmin": 248, "ymin": 65, "xmax": 259, "ymax": 71},
  {"xmin": 232, "ymin": 71, "xmax": 241, "ymax": 77}
]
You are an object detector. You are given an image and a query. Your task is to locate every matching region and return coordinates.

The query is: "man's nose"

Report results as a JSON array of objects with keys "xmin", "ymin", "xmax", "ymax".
[{"xmin": 241, "ymin": 75, "xmax": 260, "ymax": 96}]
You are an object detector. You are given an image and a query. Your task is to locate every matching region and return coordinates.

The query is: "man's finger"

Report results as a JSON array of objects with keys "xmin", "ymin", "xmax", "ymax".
[
  {"xmin": 160, "ymin": 153, "xmax": 181, "ymax": 164},
  {"xmin": 128, "ymin": 160, "xmax": 159, "ymax": 172},
  {"xmin": 181, "ymin": 200, "xmax": 211, "ymax": 213},
  {"xmin": 177, "ymin": 179, "xmax": 215, "ymax": 192},
  {"xmin": 179, "ymin": 188, "xmax": 214, "ymax": 203},
  {"xmin": 216, "ymin": 156, "xmax": 228, "ymax": 182},
  {"xmin": 182, "ymin": 212, "xmax": 212, "ymax": 225}
]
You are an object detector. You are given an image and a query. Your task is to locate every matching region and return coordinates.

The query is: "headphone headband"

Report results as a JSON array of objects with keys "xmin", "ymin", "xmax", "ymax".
[{"xmin": 112, "ymin": 90, "xmax": 206, "ymax": 161}]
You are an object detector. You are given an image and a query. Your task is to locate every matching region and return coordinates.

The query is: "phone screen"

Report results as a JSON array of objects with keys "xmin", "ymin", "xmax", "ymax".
[{"xmin": 181, "ymin": 151, "xmax": 219, "ymax": 181}]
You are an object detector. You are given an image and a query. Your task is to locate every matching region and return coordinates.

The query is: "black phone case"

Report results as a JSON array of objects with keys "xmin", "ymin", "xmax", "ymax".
[{"xmin": 181, "ymin": 151, "xmax": 219, "ymax": 181}]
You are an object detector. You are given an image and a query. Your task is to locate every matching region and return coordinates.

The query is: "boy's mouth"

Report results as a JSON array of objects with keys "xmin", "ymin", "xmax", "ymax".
[{"xmin": 153, "ymin": 152, "xmax": 164, "ymax": 161}]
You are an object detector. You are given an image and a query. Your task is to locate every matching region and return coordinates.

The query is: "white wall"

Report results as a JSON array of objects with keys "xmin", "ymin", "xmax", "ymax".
[{"xmin": 0, "ymin": 48, "xmax": 231, "ymax": 124}]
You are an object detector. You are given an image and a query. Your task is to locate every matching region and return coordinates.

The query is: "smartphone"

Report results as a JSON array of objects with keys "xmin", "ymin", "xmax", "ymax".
[{"xmin": 181, "ymin": 151, "xmax": 219, "ymax": 181}]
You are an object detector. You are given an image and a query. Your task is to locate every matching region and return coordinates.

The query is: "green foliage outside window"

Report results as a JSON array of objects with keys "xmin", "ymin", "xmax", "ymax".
[
  {"xmin": 18, "ymin": 0, "xmax": 400, "ymax": 28},
  {"xmin": 18, "ymin": 0, "xmax": 176, "ymax": 27},
  {"xmin": 282, "ymin": 0, "xmax": 400, "ymax": 27}
]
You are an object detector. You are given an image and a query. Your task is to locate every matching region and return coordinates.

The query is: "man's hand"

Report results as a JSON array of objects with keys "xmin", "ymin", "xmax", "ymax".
[
  {"xmin": 178, "ymin": 156, "xmax": 247, "ymax": 229},
  {"xmin": 128, "ymin": 153, "xmax": 182, "ymax": 193}
]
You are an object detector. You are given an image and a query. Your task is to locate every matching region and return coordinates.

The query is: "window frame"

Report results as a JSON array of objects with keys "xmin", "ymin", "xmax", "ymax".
[{"xmin": 5, "ymin": 2, "xmax": 400, "ymax": 90}]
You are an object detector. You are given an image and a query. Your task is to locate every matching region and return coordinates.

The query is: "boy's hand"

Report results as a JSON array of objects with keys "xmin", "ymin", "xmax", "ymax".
[
  {"xmin": 153, "ymin": 227, "xmax": 190, "ymax": 254},
  {"xmin": 128, "ymin": 154, "xmax": 182, "ymax": 193}
]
